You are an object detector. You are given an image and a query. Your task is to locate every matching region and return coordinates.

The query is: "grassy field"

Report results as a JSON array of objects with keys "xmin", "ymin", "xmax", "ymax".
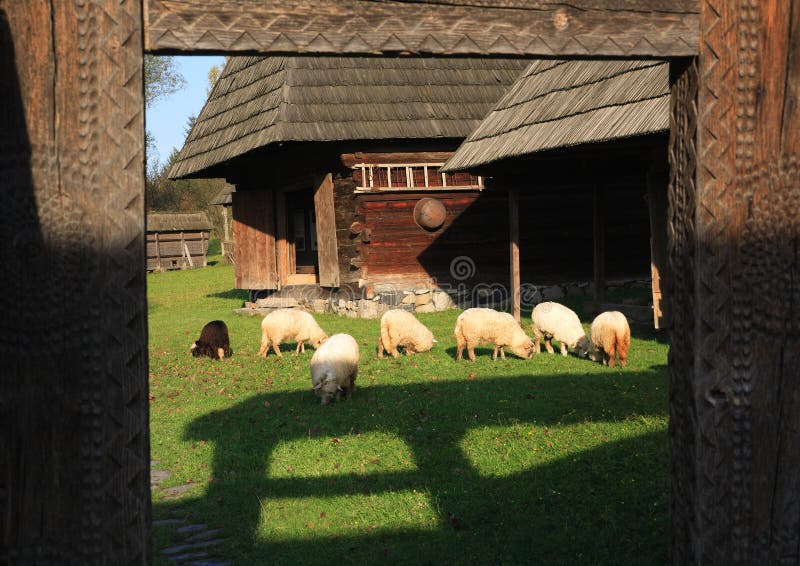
[{"xmin": 148, "ymin": 258, "xmax": 669, "ymax": 565}]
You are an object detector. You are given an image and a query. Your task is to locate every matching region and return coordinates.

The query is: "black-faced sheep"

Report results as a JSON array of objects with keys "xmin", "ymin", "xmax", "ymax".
[
  {"xmin": 191, "ymin": 320, "xmax": 233, "ymax": 360},
  {"xmin": 454, "ymin": 308, "xmax": 534, "ymax": 361},
  {"xmin": 588, "ymin": 311, "xmax": 631, "ymax": 367},
  {"xmin": 310, "ymin": 333, "xmax": 359, "ymax": 405},
  {"xmin": 258, "ymin": 309, "xmax": 328, "ymax": 358},
  {"xmin": 377, "ymin": 309, "xmax": 436, "ymax": 359},
  {"xmin": 530, "ymin": 302, "xmax": 591, "ymax": 357}
]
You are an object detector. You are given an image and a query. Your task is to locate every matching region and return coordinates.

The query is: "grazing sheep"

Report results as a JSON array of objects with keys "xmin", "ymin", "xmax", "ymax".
[
  {"xmin": 310, "ymin": 333, "xmax": 359, "ymax": 405},
  {"xmin": 258, "ymin": 309, "xmax": 328, "ymax": 358},
  {"xmin": 530, "ymin": 302, "xmax": 591, "ymax": 357},
  {"xmin": 377, "ymin": 309, "xmax": 436, "ymax": 359},
  {"xmin": 454, "ymin": 308, "xmax": 534, "ymax": 361},
  {"xmin": 588, "ymin": 311, "xmax": 631, "ymax": 367},
  {"xmin": 191, "ymin": 320, "xmax": 232, "ymax": 361}
]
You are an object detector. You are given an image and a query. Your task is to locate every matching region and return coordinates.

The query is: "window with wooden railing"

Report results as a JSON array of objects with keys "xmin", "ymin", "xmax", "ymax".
[{"xmin": 353, "ymin": 163, "xmax": 483, "ymax": 192}]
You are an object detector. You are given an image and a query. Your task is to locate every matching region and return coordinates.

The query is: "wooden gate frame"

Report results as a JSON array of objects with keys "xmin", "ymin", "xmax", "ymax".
[{"xmin": 2, "ymin": 1, "xmax": 797, "ymax": 563}]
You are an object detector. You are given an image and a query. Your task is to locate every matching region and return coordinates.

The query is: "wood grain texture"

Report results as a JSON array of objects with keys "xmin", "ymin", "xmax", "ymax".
[
  {"xmin": 233, "ymin": 189, "xmax": 278, "ymax": 290},
  {"xmin": 314, "ymin": 174, "xmax": 341, "ymax": 288},
  {"xmin": 669, "ymin": 0, "xmax": 800, "ymax": 561},
  {"xmin": 145, "ymin": 0, "xmax": 698, "ymax": 56},
  {"xmin": 0, "ymin": 0, "xmax": 150, "ymax": 562}
]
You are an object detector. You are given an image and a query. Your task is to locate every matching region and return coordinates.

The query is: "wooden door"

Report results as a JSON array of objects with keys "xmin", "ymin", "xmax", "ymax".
[{"xmin": 232, "ymin": 189, "xmax": 278, "ymax": 290}]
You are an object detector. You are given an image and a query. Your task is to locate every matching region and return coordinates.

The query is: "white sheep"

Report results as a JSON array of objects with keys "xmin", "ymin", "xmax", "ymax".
[
  {"xmin": 588, "ymin": 311, "xmax": 631, "ymax": 367},
  {"xmin": 454, "ymin": 308, "xmax": 534, "ymax": 361},
  {"xmin": 310, "ymin": 333, "xmax": 359, "ymax": 404},
  {"xmin": 377, "ymin": 309, "xmax": 436, "ymax": 359},
  {"xmin": 530, "ymin": 302, "xmax": 591, "ymax": 357},
  {"xmin": 258, "ymin": 308, "xmax": 328, "ymax": 358}
]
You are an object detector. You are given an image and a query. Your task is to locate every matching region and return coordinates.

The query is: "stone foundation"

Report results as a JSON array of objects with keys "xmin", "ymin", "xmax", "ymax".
[{"xmin": 234, "ymin": 279, "xmax": 652, "ymax": 319}]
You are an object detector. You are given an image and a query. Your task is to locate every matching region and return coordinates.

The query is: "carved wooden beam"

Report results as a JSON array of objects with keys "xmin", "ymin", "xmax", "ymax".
[
  {"xmin": 0, "ymin": 0, "xmax": 150, "ymax": 562},
  {"xmin": 145, "ymin": 0, "xmax": 699, "ymax": 57}
]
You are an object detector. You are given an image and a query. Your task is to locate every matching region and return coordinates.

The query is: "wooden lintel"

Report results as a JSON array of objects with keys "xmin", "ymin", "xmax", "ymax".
[{"xmin": 144, "ymin": 0, "xmax": 699, "ymax": 57}]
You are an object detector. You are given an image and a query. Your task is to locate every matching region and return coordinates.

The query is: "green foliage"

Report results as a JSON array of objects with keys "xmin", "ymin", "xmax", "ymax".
[
  {"xmin": 150, "ymin": 263, "xmax": 669, "ymax": 565},
  {"xmin": 144, "ymin": 55, "xmax": 186, "ymax": 109}
]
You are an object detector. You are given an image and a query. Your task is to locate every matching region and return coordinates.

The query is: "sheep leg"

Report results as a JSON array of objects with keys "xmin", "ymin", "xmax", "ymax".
[
  {"xmin": 467, "ymin": 344, "xmax": 476, "ymax": 362},
  {"xmin": 532, "ymin": 329, "xmax": 542, "ymax": 354},
  {"xmin": 405, "ymin": 347, "xmax": 416, "ymax": 355},
  {"xmin": 377, "ymin": 338, "xmax": 385, "ymax": 359},
  {"xmin": 544, "ymin": 338, "xmax": 555, "ymax": 354},
  {"xmin": 499, "ymin": 347, "xmax": 505, "ymax": 359},
  {"xmin": 272, "ymin": 342, "xmax": 283, "ymax": 357},
  {"xmin": 300, "ymin": 341, "xmax": 305, "ymax": 354},
  {"xmin": 607, "ymin": 344, "xmax": 616, "ymax": 367},
  {"xmin": 258, "ymin": 336, "xmax": 270, "ymax": 357},
  {"xmin": 492, "ymin": 345, "xmax": 499, "ymax": 360},
  {"xmin": 455, "ymin": 342, "xmax": 464, "ymax": 361},
  {"xmin": 560, "ymin": 342, "xmax": 568, "ymax": 356},
  {"xmin": 294, "ymin": 341, "xmax": 304, "ymax": 355}
]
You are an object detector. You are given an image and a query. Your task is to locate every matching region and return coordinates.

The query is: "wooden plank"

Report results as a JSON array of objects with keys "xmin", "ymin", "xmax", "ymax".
[
  {"xmin": 646, "ymin": 160, "xmax": 669, "ymax": 329},
  {"xmin": 275, "ymin": 190, "xmax": 289, "ymax": 287},
  {"xmin": 314, "ymin": 173, "xmax": 340, "ymax": 287},
  {"xmin": 144, "ymin": 0, "xmax": 699, "ymax": 57},
  {"xmin": 668, "ymin": 0, "xmax": 800, "ymax": 560},
  {"xmin": 232, "ymin": 189, "xmax": 278, "ymax": 289},
  {"xmin": 1, "ymin": 0, "xmax": 150, "ymax": 561},
  {"xmin": 508, "ymin": 187, "xmax": 520, "ymax": 321}
]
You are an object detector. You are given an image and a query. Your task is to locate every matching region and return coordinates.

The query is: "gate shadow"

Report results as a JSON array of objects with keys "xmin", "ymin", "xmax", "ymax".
[{"xmin": 161, "ymin": 370, "xmax": 668, "ymax": 564}]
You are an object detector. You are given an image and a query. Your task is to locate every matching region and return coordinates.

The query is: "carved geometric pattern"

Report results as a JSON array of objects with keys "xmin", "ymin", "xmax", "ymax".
[
  {"xmin": 666, "ymin": 57, "xmax": 698, "ymax": 566},
  {"xmin": 0, "ymin": 0, "xmax": 150, "ymax": 562},
  {"xmin": 145, "ymin": 0, "xmax": 700, "ymax": 57}
]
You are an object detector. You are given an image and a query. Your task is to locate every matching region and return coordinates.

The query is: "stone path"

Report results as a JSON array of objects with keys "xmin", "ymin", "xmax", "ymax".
[{"xmin": 151, "ymin": 461, "xmax": 230, "ymax": 566}]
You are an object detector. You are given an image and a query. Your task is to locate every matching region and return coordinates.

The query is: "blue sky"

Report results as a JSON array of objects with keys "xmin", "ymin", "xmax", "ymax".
[{"xmin": 145, "ymin": 55, "xmax": 226, "ymax": 166}]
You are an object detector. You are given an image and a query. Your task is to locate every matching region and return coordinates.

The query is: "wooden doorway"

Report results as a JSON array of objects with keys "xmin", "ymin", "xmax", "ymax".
[
  {"xmin": 285, "ymin": 188, "xmax": 318, "ymax": 283},
  {"xmin": 5, "ymin": 1, "xmax": 799, "ymax": 563}
]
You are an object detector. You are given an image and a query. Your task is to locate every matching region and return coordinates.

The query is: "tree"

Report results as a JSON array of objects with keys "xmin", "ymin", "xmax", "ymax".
[{"xmin": 144, "ymin": 55, "xmax": 186, "ymax": 109}]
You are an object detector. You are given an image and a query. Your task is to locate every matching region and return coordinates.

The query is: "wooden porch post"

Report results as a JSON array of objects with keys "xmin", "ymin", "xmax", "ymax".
[
  {"xmin": 508, "ymin": 187, "xmax": 520, "ymax": 321},
  {"xmin": 1, "ymin": 1, "xmax": 150, "ymax": 561}
]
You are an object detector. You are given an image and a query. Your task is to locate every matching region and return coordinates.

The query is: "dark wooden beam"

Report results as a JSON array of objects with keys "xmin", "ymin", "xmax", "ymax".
[
  {"xmin": 145, "ymin": 0, "xmax": 699, "ymax": 57},
  {"xmin": 669, "ymin": 0, "xmax": 800, "ymax": 560},
  {"xmin": 0, "ymin": 0, "xmax": 150, "ymax": 562}
]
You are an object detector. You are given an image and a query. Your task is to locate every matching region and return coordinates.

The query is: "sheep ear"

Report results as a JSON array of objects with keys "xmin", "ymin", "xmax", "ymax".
[
  {"xmin": 337, "ymin": 385, "xmax": 344, "ymax": 392},
  {"xmin": 432, "ymin": 338, "xmax": 438, "ymax": 343},
  {"xmin": 190, "ymin": 343, "xmax": 197, "ymax": 350},
  {"xmin": 313, "ymin": 382, "xmax": 323, "ymax": 390}
]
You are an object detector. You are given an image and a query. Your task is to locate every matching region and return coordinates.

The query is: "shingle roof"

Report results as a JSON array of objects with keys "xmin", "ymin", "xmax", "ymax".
[
  {"xmin": 210, "ymin": 185, "xmax": 234, "ymax": 206},
  {"xmin": 169, "ymin": 56, "xmax": 529, "ymax": 179},
  {"xmin": 147, "ymin": 213, "xmax": 213, "ymax": 233},
  {"xmin": 442, "ymin": 59, "xmax": 670, "ymax": 172}
]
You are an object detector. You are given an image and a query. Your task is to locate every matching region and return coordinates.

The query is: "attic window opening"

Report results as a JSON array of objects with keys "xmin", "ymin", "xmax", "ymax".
[{"xmin": 353, "ymin": 163, "xmax": 482, "ymax": 192}]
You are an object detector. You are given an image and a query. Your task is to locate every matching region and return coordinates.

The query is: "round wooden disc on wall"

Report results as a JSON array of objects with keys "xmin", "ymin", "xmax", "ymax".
[{"xmin": 413, "ymin": 197, "xmax": 447, "ymax": 231}]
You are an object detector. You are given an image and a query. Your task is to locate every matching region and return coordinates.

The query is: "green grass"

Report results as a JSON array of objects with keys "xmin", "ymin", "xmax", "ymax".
[{"xmin": 149, "ymin": 258, "xmax": 669, "ymax": 565}]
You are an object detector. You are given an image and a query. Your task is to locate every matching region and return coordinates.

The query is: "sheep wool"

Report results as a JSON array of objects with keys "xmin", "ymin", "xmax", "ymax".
[
  {"xmin": 589, "ymin": 311, "xmax": 631, "ymax": 367},
  {"xmin": 378, "ymin": 309, "xmax": 436, "ymax": 358},
  {"xmin": 258, "ymin": 309, "xmax": 328, "ymax": 358},
  {"xmin": 191, "ymin": 320, "xmax": 233, "ymax": 361},
  {"xmin": 310, "ymin": 333, "xmax": 360, "ymax": 405},
  {"xmin": 454, "ymin": 308, "xmax": 534, "ymax": 361},
  {"xmin": 531, "ymin": 302, "xmax": 591, "ymax": 357}
]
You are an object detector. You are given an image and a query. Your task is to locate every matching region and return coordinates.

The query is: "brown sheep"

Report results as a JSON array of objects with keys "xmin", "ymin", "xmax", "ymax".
[{"xmin": 191, "ymin": 320, "xmax": 233, "ymax": 361}]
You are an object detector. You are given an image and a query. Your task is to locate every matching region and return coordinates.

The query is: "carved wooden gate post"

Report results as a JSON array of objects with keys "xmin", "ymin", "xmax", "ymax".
[
  {"xmin": 0, "ymin": 1, "xmax": 150, "ymax": 563},
  {"xmin": 669, "ymin": 0, "xmax": 800, "ymax": 562}
]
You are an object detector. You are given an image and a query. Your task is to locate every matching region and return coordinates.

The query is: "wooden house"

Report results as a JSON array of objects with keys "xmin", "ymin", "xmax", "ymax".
[
  {"xmin": 146, "ymin": 212, "xmax": 213, "ymax": 272},
  {"xmin": 444, "ymin": 59, "xmax": 671, "ymax": 326},
  {"xmin": 170, "ymin": 56, "xmax": 530, "ymax": 313}
]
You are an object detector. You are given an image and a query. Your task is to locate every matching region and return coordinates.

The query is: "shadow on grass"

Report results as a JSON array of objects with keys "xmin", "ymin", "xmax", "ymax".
[
  {"xmin": 158, "ymin": 371, "xmax": 668, "ymax": 564},
  {"xmin": 207, "ymin": 288, "xmax": 249, "ymax": 301}
]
